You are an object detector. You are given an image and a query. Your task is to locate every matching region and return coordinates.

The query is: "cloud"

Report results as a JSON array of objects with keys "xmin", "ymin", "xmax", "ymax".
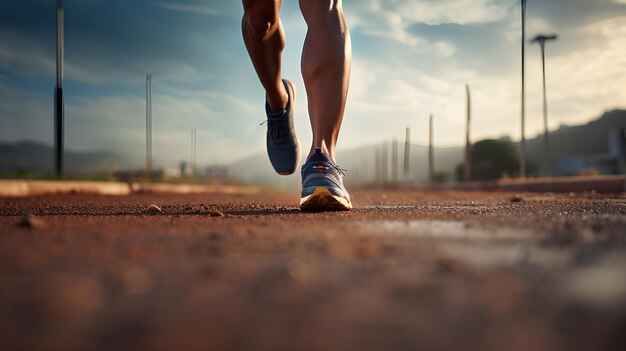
[
  {"xmin": 0, "ymin": 0, "xmax": 625, "ymax": 169},
  {"xmin": 0, "ymin": 38, "xmax": 55, "ymax": 78},
  {"xmin": 345, "ymin": 0, "xmax": 510, "ymax": 51},
  {"xmin": 64, "ymin": 84, "xmax": 264, "ymax": 167},
  {"xmin": 0, "ymin": 0, "xmax": 250, "ymax": 85},
  {"xmin": 347, "ymin": 0, "xmax": 509, "ymax": 27},
  {"xmin": 542, "ymin": 16, "xmax": 626, "ymax": 126},
  {"xmin": 156, "ymin": 2, "xmax": 218, "ymax": 16},
  {"xmin": 0, "ymin": 79, "xmax": 52, "ymax": 144},
  {"xmin": 337, "ymin": 0, "xmax": 626, "ymax": 149}
]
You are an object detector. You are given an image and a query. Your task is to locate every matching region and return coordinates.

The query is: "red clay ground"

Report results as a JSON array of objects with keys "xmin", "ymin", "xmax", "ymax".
[{"xmin": 1, "ymin": 190, "xmax": 625, "ymax": 351}]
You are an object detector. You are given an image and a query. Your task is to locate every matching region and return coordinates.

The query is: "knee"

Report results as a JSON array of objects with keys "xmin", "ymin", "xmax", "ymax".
[{"xmin": 242, "ymin": 0, "xmax": 280, "ymax": 38}]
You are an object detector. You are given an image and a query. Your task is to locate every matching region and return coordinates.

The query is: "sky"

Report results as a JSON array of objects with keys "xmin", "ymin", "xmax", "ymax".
[{"xmin": 0, "ymin": 0, "xmax": 625, "ymax": 169}]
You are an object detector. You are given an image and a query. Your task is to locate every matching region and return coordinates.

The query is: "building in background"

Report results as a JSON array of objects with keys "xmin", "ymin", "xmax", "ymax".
[{"xmin": 553, "ymin": 128, "xmax": 626, "ymax": 177}]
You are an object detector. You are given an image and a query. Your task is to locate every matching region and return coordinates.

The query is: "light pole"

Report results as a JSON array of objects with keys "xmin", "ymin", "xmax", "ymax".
[
  {"xmin": 429, "ymin": 114, "xmax": 435, "ymax": 183},
  {"xmin": 403, "ymin": 126, "xmax": 410, "ymax": 181},
  {"xmin": 531, "ymin": 34, "xmax": 558, "ymax": 177},
  {"xmin": 391, "ymin": 136, "xmax": 398, "ymax": 184},
  {"xmin": 190, "ymin": 128, "xmax": 197, "ymax": 177},
  {"xmin": 54, "ymin": 0, "xmax": 64, "ymax": 177},
  {"xmin": 464, "ymin": 84, "xmax": 472, "ymax": 181},
  {"xmin": 520, "ymin": 0, "xmax": 528, "ymax": 178},
  {"xmin": 382, "ymin": 141, "xmax": 388, "ymax": 184},
  {"xmin": 375, "ymin": 146, "xmax": 381, "ymax": 185},
  {"xmin": 146, "ymin": 75, "xmax": 152, "ymax": 176}
]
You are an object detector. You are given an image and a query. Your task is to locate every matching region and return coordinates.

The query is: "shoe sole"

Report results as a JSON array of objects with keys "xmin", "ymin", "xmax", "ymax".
[{"xmin": 299, "ymin": 187, "xmax": 352, "ymax": 212}]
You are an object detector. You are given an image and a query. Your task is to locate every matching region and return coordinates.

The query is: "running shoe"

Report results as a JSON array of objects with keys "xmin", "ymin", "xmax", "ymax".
[
  {"xmin": 265, "ymin": 79, "xmax": 300, "ymax": 175},
  {"xmin": 300, "ymin": 148, "xmax": 352, "ymax": 211}
]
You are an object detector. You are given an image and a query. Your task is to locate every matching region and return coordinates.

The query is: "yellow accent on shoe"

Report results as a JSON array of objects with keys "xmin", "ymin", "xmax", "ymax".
[{"xmin": 299, "ymin": 187, "xmax": 352, "ymax": 211}]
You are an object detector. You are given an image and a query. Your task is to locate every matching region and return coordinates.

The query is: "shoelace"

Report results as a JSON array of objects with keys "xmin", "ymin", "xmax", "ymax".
[
  {"xmin": 332, "ymin": 164, "xmax": 347, "ymax": 176},
  {"xmin": 310, "ymin": 162, "xmax": 347, "ymax": 177},
  {"xmin": 259, "ymin": 119, "xmax": 287, "ymax": 144}
]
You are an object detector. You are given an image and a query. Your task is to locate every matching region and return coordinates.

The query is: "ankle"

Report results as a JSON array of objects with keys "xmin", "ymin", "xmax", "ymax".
[
  {"xmin": 308, "ymin": 144, "xmax": 335, "ymax": 162},
  {"xmin": 266, "ymin": 83, "xmax": 288, "ymax": 113}
]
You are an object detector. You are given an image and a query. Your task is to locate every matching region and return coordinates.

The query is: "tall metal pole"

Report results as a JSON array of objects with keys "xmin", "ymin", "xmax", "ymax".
[
  {"xmin": 146, "ymin": 75, "xmax": 152, "ymax": 176},
  {"xmin": 190, "ymin": 128, "xmax": 197, "ymax": 176},
  {"xmin": 391, "ymin": 136, "xmax": 398, "ymax": 184},
  {"xmin": 531, "ymin": 34, "xmax": 557, "ymax": 177},
  {"xmin": 190, "ymin": 129, "xmax": 194, "ymax": 176},
  {"xmin": 382, "ymin": 142, "xmax": 388, "ymax": 184},
  {"xmin": 519, "ymin": 0, "xmax": 527, "ymax": 178},
  {"xmin": 54, "ymin": 0, "xmax": 64, "ymax": 177},
  {"xmin": 403, "ymin": 126, "xmax": 410, "ymax": 180},
  {"xmin": 540, "ymin": 43, "xmax": 547, "ymax": 177},
  {"xmin": 429, "ymin": 114, "xmax": 435, "ymax": 183},
  {"xmin": 375, "ymin": 147, "xmax": 381, "ymax": 185},
  {"xmin": 464, "ymin": 83, "xmax": 472, "ymax": 181}
]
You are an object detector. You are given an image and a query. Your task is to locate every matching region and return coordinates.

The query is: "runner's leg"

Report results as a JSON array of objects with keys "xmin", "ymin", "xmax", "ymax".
[
  {"xmin": 299, "ymin": 0, "xmax": 351, "ymax": 161},
  {"xmin": 242, "ymin": 0, "xmax": 288, "ymax": 113}
]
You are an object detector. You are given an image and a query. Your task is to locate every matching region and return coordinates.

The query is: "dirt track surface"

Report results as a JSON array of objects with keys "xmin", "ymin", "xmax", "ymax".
[{"xmin": 1, "ymin": 190, "xmax": 625, "ymax": 351}]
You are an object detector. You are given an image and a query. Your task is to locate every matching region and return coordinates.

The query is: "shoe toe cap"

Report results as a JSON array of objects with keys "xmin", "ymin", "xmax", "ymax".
[{"xmin": 267, "ymin": 144, "xmax": 300, "ymax": 174}]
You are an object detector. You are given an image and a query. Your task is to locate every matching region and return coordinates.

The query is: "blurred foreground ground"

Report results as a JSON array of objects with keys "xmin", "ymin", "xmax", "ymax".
[{"xmin": 1, "ymin": 190, "xmax": 625, "ymax": 351}]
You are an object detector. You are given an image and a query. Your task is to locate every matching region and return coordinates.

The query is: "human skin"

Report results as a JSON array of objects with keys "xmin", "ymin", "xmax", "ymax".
[{"xmin": 242, "ymin": 0, "xmax": 351, "ymax": 162}]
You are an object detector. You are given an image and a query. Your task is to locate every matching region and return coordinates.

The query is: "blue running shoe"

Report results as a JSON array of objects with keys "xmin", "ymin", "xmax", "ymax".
[
  {"xmin": 300, "ymin": 148, "xmax": 352, "ymax": 211},
  {"xmin": 265, "ymin": 79, "xmax": 300, "ymax": 175}
]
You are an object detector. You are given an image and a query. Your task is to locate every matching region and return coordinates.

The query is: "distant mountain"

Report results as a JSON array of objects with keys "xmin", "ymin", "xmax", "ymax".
[
  {"xmin": 228, "ymin": 142, "xmax": 465, "ymax": 187},
  {"xmin": 335, "ymin": 143, "xmax": 463, "ymax": 185},
  {"xmin": 3, "ymin": 109, "xmax": 623, "ymax": 181},
  {"xmin": 228, "ymin": 109, "xmax": 626, "ymax": 185},
  {"xmin": 0, "ymin": 140, "xmax": 133, "ymax": 175},
  {"xmin": 526, "ymin": 109, "xmax": 626, "ymax": 167},
  {"xmin": 228, "ymin": 151, "xmax": 303, "ymax": 190}
]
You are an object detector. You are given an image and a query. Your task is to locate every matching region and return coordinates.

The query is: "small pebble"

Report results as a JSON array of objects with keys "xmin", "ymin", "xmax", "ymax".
[
  {"xmin": 209, "ymin": 233, "xmax": 222, "ymax": 240},
  {"xmin": 209, "ymin": 211, "xmax": 225, "ymax": 217},
  {"xmin": 17, "ymin": 215, "xmax": 44, "ymax": 229},
  {"xmin": 355, "ymin": 242, "xmax": 381, "ymax": 258},
  {"xmin": 146, "ymin": 204, "xmax": 163, "ymax": 215},
  {"xmin": 436, "ymin": 258, "xmax": 460, "ymax": 274},
  {"xmin": 510, "ymin": 196, "xmax": 523, "ymax": 203}
]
